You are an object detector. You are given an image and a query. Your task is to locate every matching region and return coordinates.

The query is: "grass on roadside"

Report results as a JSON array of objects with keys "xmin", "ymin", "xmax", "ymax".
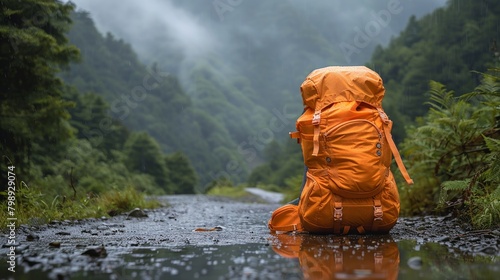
[
  {"xmin": 205, "ymin": 181, "xmax": 269, "ymax": 203},
  {"xmin": 0, "ymin": 183, "xmax": 162, "ymax": 229},
  {"xmin": 206, "ymin": 184, "xmax": 250, "ymax": 198}
]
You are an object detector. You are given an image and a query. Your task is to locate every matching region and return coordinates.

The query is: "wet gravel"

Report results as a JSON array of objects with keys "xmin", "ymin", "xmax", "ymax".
[
  {"xmin": 391, "ymin": 214, "xmax": 500, "ymax": 256},
  {"xmin": 1, "ymin": 194, "xmax": 499, "ymax": 279}
]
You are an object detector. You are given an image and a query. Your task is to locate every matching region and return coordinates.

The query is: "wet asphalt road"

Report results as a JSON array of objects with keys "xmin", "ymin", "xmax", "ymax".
[
  {"xmin": 1, "ymin": 194, "xmax": 280, "ymax": 280},
  {"xmin": 0, "ymin": 193, "xmax": 499, "ymax": 279},
  {"xmin": 8, "ymin": 195, "xmax": 278, "ymax": 248}
]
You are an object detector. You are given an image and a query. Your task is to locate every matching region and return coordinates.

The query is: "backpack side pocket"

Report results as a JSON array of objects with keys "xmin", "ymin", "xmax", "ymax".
[{"xmin": 268, "ymin": 204, "xmax": 303, "ymax": 233}]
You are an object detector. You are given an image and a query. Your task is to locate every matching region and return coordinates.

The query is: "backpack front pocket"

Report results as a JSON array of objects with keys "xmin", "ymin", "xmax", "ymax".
[{"xmin": 324, "ymin": 119, "xmax": 387, "ymax": 198}]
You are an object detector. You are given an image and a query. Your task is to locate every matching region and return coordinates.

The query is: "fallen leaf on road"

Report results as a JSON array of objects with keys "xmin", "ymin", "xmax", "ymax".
[{"xmin": 194, "ymin": 226, "xmax": 223, "ymax": 232}]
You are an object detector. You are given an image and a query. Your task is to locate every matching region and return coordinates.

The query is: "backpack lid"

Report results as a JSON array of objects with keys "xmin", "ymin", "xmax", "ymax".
[{"xmin": 300, "ymin": 66, "xmax": 385, "ymax": 110}]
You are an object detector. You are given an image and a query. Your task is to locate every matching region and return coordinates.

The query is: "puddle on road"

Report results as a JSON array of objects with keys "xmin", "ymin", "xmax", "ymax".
[{"xmin": 2, "ymin": 236, "xmax": 498, "ymax": 279}]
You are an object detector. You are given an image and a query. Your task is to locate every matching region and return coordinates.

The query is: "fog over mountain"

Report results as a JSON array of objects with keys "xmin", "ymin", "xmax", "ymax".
[
  {"xmin": 69, "ymin": 0, "xmax": 447, "ymax": 76},
  {"xmin": 63, "ymin": 0, "xmax": 449, "ymax": 187},
  {"xmin": 67, "ymin": 0, "xmax": 449, "ymax": 117}
]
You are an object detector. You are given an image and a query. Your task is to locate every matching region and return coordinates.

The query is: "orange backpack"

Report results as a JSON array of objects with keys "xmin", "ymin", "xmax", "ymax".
[{"xmin": 268, "ymin": 66, "xmax": 413, "ymax": 234}]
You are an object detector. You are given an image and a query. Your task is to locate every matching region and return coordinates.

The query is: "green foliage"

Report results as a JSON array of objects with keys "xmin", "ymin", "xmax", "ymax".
[
  {"xmin": 0, "ymin": 0, "xmax": 79, "ymax": 180},
  {"xmin": 64, "ymin": 87, "xmax": 130, "ymax": 154},
  {"xmin": 165, "ymin": 152, "xmax": 198, "ymax": 194},
  {"xmin": 368, "ymin": 0, "xmax": 500, "ymax": 142},
  {"xmin": 247, "ymin": 140, "xmax": 303, "ymax": 191},
  {"xmin": 98, "ymin": 186, "xmax": 162, "ymax": 214},
  {"xmin": 441, "ymin": 180, "xmax": 470, "ymax": 192},
  {"xmin": 36, "ymin": 139, "xmax": 162, "ymax": 196},
  {"xmin": 400, "ymin": 70, "xmax": 500, "ymax": 229},
  {"xmin": 0, "ymin": 1, "xmax": 195, "ymax": 227},
  {"xmin": 469, "ymin": 134, "xmax": 500, "ymax": 228},
  {"xmin": 483, "ymin": 136, "xmax": 500, "ymax": 183},
  {"xmin": 206, "ymin": 184, "xmax": 247, "ymax": 199},
  {"xmin": 281, "ymin": 174, "xmax": 304, "ymax": 204},
  {"xmin": 0, "ymin": 182, "xmax": 161, "ymax": 227},
  {"xmin": 205, "ymin": 180, "xmax": 264, "ymax": 202},
  {"xmin": 61, "ymin": 10, "xmax": 266, "ymax": 187},
  {"xmin": 124, "ymin": 132, "xmax": 173, "ymax": 193}
]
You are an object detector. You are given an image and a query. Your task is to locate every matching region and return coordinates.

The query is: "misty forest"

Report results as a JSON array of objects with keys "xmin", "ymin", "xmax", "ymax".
[{"xmin": 1, "ymin": 0, "xmax": 499, "ymax": 229}]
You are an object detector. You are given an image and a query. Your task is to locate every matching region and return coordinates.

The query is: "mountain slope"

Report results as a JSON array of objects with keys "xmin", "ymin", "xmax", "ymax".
[
  {"xmin": 369, "ymin": 0, "xmax": 500, "ymax": 140},
  {"xmin": 62, "ymin": 12, "xmax": 266, "ymax": 188}
]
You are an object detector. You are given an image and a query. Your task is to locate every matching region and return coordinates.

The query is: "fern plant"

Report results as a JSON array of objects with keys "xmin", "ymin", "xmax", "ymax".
[
  {"xmin": 470, "ymin": 135, "xmax": 500, "ymax": 229},
  {"xmin": 400, "ymin": 69, "xmax": 500, "ymax": 229}
]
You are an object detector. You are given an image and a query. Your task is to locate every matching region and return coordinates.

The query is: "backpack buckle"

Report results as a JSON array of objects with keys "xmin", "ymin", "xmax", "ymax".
[
  {"xmin": 374, "ymin": 252, "xmax": 383, "ymax": 265},
  {"xmin": 373, "ymin": 205, "xmax": 383, "ymax": 221},
  {"xmin": 335, "ymin": 252, "xmax": 343, "ymax": 264},
  {"xmin": 312, "ymin": 111, "xmax": 321, "ymax": 125},
  {"xmin": 334, "ymin": 207, "xmax": 343, "ymax": 221},
  {"xmin": 377, "ymin": 108, "xmax": 391, "ymax": 124}
]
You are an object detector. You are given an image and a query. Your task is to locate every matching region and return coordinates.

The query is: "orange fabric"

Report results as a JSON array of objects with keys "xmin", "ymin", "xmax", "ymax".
[
  {"xmin": 377, "ymin": 108, "xmax": 414, "ymax": 185},
  {"xmin": 312, "ymin": 125, "xmax": 320, "ymax": 156},
  {"xmin": 289, "ymin": 131, "xmax": 300, "ymax": 139},
  {"xmin": 268, "ymin": 204, "xmax": 303, "ymax": 233},
  {"xmin": 356, "ymin": 226, "xmax": 366, "ymax": 234},
  {"xmin": 299, "ymin": 171, "xmax": 400, "ymax": 234},
  {"xmin": 342, "ymin": 226, "xmax": 350, "ymax": 235},
  {"xmin": 296, "ymin": 102, "xmax": 391, "ymax": 198},
  {"xmin": 300, "ymin": 66, "xmax": 385, "ymax": 111},
  {"xmin": 269, "ymin": 66, "xmax": 410, "ymax": 235}
]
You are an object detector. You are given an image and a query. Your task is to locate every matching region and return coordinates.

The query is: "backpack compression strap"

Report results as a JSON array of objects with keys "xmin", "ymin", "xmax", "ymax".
[
  {"xmin": 290, "ymin": 110, "xmax": 321, "ymax": 156},
  {"xmin": 289, "ymin": 108, "xmax": 413, "ymax": 185},
  {"xmin": 377, "ymin": 109, "xmax": 414, "ymax": 185},
  {"xmin": 311, "ymin": 110, "xmax": 322, "ymax": 156},
  {"xmin": 269, "ymin": 222, "xmax": 304, "ymax": 233}
]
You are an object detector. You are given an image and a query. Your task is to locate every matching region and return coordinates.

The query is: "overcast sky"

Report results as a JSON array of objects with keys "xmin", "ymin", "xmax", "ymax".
[{"xmin": 67, "ymin": 0, "xmax": 448, "ymax": 65}]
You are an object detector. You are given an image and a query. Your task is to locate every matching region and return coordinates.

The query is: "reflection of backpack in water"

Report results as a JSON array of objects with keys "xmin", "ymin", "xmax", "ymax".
[
  {"xmin": 268, "ymin": 66, "xmax": 413, "ymax": 234},
  {"xmin": 271, "ymin": 234, "xmax": 400, "ymax": 280}
]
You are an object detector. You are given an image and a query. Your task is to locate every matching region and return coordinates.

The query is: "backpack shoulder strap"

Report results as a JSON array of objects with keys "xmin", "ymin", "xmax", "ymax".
[{"xmin": 377, "ymin": 109, "xmax": 414, "ymax": 185}]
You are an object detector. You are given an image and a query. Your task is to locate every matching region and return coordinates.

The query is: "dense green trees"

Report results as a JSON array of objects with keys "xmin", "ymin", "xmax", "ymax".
[
  {"xmin": 247, "ymin": 140, "xmax": 302, "ymax": 190},
  {"xmin": 124, "ymin": 132, "xmax": 173, "ymax": 193},
  {"xmin": 60, "ymin": 11, "xmax": 259, "ymax": 189},
  {"xmin": 0, "ymin": 0, "xmax": 78, "ymax": 181},
  {"xmin": 369, "ymin": 0, "xmax": 499, "ymax": 142},
  {"xmin": 165, "ymin": 152, "xmax": 198, "ymax": 194},
  {"xmin": 1, "ymin": 0, "xmax": 198, "ymax": 204},
  {"xmin": 60, "ymin": 10, "xmax": 198, "ymax": 194},
  {"xmin": 65, "ymin": 88, "xmax": 130, "ymax": 155}
]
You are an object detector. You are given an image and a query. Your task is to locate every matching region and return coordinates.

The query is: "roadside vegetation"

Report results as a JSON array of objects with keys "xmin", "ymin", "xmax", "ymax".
[
  {"xmin": 0, "ymin": 0, "xmax": 192, "ymax": 229},
  {"xmin": 205, "ymin": 180, "xmax": 264, "ymax": 202},
  {"xmin": 0, "ymin": 184, "xmax": 161, "ymax": 226},
  {"xmin": 400, "ymin": 70, "xmax": 500, "ymax": 229}
]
